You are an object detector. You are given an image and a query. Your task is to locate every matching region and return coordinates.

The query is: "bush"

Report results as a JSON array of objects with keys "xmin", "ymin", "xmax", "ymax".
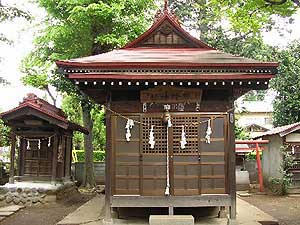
[
  {"xmin": 269, "ymin": 145, "xmax": 295, "ymax": 195},
  {"xmin": 73, "ymin": 150, "xmax": 105, "ymax": 162}
]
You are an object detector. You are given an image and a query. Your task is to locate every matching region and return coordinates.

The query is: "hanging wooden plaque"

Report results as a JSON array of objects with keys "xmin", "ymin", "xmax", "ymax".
[{"xmin": 140, "ymin": 86, "xmax": 202, "ymax": 103}]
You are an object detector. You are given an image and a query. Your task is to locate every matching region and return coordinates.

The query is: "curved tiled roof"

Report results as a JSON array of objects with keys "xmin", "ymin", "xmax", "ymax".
[
  {"xmin": 0, "ymin": 93, "xmax": 88, "ymax": 134},
  {"xmin": 254, "ymin": 122, "xmax": 300, "ymax": 139}
]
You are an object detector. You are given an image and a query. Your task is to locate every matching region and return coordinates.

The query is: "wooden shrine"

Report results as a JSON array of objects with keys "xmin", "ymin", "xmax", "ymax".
[
  {"xmin": 0, "ymin": 93, "xmax": 88, "ymax": 184},
  {"xmin": 56, "ymin": 3, "xmax": 278, "ymax": 223}
]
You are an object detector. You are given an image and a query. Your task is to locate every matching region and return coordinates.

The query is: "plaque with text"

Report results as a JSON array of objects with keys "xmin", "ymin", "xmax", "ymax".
[{"xmin": 140, "ymin": 86, "xmax": 202, "ymax": 103}]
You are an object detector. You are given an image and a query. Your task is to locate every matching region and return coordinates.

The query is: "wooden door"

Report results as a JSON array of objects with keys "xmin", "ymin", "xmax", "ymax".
[
  {"xmin": 24, "ymin": 139, "xmax": 52, "ymax": 177},
  {"xmin": 112, "ymin": 113, "xmax": 227, "ymax": 196}
]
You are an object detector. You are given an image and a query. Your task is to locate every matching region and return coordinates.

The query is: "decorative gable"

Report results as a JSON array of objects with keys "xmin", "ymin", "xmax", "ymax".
[
  {"xmin": 137, "ymin": 20, "xmax": 195, "ymax": 47},
  {"xmin": 123, "ymin": 11, "xmax": 212, "ymax": 49}
]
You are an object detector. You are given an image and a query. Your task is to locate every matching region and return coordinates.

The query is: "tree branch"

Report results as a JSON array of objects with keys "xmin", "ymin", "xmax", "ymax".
[{"xmin": 45, "ymin": 85, "xmax": 57, "ymax": 106}]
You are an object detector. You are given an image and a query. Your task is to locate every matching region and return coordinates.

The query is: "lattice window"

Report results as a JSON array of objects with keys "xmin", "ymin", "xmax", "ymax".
[
  {"xmin": 142, "ymin": 115, "xmax": 167, "ymax": 154},
  {"xmin": 172, "ymin": 116, "xmax": 199, "ymax": 154}
]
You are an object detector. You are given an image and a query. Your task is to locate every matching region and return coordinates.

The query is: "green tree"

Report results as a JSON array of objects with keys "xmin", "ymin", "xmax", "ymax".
[
  {"xmin": 172, "ymin": 0, "xmax": 298, "ymax": 37},
  {"xmin": 0, "ymin": 118, "xmax": 10, "ymax": 147},
  {"xmin": 61, "ymin": 95, "xmax": 105, "ymax": 151},
  {"xmin": 22, "ymin": 0, "xmax": 155, "ymax": 187},
  {"xmin": 271, "ymin": 40, "xmax": 300, "ymax": 126}
]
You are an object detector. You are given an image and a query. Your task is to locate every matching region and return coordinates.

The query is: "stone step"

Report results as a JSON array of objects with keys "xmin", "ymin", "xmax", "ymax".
[
  {"xmin": 149, "ymin": 215, "xmax": 194, "ymax": 225},
  {"xmin": 0, "ymin": 205, "xmax": 24, "ymax": 212}
]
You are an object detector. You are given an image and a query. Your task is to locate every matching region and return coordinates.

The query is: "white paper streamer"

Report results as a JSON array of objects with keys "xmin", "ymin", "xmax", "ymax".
[
  {"xmin": 125, "ymin": 119, "xmax": 134, "ymax": 142},
  {"xmin": 27, "ymin": 140, "xmax": 30, "ymax": 150},
  {"xmin": 180, "ymin": 125, "xmax": 187, "ymax": 149},
  {"xmin": 167, "ymin": 117, "xmax": 172, "ymax": 128},
  {"xmin": 48, "ymin": 137, "xmax": 51, "ymax": 147},
  {"xmin": 38, "ymin": 140, "xmax": 41, "ymax": 150},
  {"xmin": 148, "ymin": 125, "xmax": 155, "ymax": 149},
  {"xmin": 205, "ymin": 119, "xmax": 212, "ymax": 144}
]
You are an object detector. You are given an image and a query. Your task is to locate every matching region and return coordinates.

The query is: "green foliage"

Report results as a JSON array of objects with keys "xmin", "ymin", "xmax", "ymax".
[
  {"xmin": 245, "ymin": 151, "xmax": 262, "ymax": 161},
  {"xmin": 75, "ymin": 150, "xmax": 105, "ymax": 162},
  {"xmin": 243, "ymin": 90, "xmax": 267, "ymax": 101},
  {"xmin": 271, "ymin": 40, "xmax": 300, "ymax": 126},
  {"xmin": 269, "ymin": 145, "xmax": 295, "ymax": 195},
  {"xmin": 91, "ymin": 106, "xmax": 106, "ymax": 151},
  {"xmin": 0, "ymin": 119, "xmax": 10, "ymax": 147},
  {"xmin": 61, "ymin": 95, "xmax": 106, "ymax": 151},
  {"xmin": 22, "ymin": 0, "xmax": 155, "ymax": 156},
  {"xmin": 235, "ymin": 123, "xmax": 251, "ymax": 140},
  {"xmin": 172, "ymin": 0, "xmax": 298, "ymax": 38}
]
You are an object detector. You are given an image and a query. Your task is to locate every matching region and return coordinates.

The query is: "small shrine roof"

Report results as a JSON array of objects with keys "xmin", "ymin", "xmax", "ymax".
[
  {"xmin": 254, "ymin": 122, "xmax": 300, "ymax": 139},
  {"xmin": 0, "ymin": 93, "xmax": 88, "ymax": 134}
]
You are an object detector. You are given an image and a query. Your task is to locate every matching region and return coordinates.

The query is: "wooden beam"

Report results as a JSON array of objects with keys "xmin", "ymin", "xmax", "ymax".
[
  {"xmin": 228, "ymin": 108, "xmax": 237, "ymax": 219},
  {"xmin": 9, "ymin": 131, "xmax": 16, "ymax": 184},
  {"xmin": 104, "ymin": 99, "xmax": 113, "ymax": 224},
  {"xmin": 20, "ymin": 138, "xmax": 26, "ymax": 176},
  {"xmin": 51, "ymin": 134, "xmax": 59, "ymax": 184},
  {"xmin": 111, "ymin": 195, "xmax": 231, "ymax": 207},
  {"xmin": 64, "ymin": 135, "xmax": 72, "ymax": 182}
]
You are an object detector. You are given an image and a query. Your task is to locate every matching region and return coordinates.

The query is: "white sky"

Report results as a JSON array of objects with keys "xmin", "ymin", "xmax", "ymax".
[{"xmin": 0, "ymin": 1, "xmax": 300, "ymax": 112}]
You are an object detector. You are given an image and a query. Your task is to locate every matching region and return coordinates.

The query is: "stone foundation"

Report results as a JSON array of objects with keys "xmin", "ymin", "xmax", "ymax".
[{"xmin": 0, "ymin": 182, "xmax": 79, "ymax": 206}]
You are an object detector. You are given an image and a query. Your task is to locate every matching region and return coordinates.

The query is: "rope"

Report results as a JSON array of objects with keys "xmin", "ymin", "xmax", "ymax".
[
  {"xmin": 103, "ymin": 105, "xmax": 234, "ymax": 128},
  {"xmin": 165, "ymin": 122, "xmax": 170, "ymax": 196},
  {"xmin": 16, "ymin": 134, "xmax": 56, "ymax": 142}
]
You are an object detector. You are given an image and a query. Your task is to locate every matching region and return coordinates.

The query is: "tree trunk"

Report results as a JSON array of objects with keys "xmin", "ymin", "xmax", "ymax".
[{"xmin": 81, "ymin": 101, "xmax": 96, "ymax": 188}]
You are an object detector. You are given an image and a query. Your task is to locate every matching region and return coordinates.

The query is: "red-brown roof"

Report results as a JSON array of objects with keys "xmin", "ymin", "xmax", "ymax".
[
  {"xmin": 55, "ymin": 7, "xmax": 278, "ymax": 81},
  {"xmin": 57, "ymin": 48, "xmax": 278, "ymax": 68},
  {"xmin": 0, "ymin": 93, "xmax": 88, "ymax": 134},
  {"xmin": 254, "ymin": 122, "xmax": 300, "ymax": 139}
]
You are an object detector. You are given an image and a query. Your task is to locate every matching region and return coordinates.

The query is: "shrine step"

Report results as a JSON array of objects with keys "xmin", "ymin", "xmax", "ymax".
[{"xmin": 149, "ymin": 215, "xmax": 194, "ymax": 225}]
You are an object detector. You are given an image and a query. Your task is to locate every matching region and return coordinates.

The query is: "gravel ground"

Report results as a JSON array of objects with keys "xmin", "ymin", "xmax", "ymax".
[
  {"xmin": 0, "ymin": 193, "xmax": 94, "ymax": 225},
  {"xmin": 241, "ymin": 193, "xmax": 300, "ymax": 225}
]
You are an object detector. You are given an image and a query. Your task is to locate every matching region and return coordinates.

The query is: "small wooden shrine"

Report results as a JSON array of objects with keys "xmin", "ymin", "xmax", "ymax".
[
  {"xmin": 56, "ymin": 3, "xmax": 278, "ymax": 223},
  {"xmin": 0, "ymin": 93, "xmax": 88, "ymax": 184}
]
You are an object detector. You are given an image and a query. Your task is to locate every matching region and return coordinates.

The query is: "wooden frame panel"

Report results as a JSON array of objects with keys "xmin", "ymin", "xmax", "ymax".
[{"xmin": 111, "ymin": 112, "xmax": 229, "ymax": 197}]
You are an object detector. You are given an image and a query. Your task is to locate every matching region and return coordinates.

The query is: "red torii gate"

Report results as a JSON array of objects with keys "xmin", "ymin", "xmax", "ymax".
[{"xmin": 235, "ymin": 140, "xmax": 269, "ymax": 192}]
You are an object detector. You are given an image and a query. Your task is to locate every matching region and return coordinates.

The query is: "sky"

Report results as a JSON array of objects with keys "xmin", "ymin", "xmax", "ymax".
[{"xmin": 0, "ymin": 1, "xmax": 300, "ymax": 112}]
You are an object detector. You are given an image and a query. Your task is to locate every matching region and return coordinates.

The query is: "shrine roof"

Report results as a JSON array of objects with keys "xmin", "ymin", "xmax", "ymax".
[
  {"xmin": 0, "ymin": 93, "xmax": 88, "ymax": 134},
  {"xmin": 57, "ymin": 48, "xmax": 277, "ymax": 68},
  {"xmin": 56, "ymin": 7, "xmax": 278, "ymax": 80}
]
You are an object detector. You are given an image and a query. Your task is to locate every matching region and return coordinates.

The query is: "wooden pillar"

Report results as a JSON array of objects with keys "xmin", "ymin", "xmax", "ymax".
[
  {"xmin": 64, "ymin": 135, "xmax": 72, "ymax": 182},
  {"xmin": 9, "ymin": 132, "xmax": 16, "ymax": 184},
  {"xmin": 228, "ymin": 109, "xmax": 236, "ymax": 220},
  {"xmin": 104, "ymin": 101, "xmax": 113, "ymax": 224},
  {"xmin": 17, "ymin": 137, "xmax": 22, "ymax": 177},
  {"xmin": 20, "ymin": 138, "xmax": 26, "ymax": 177},
  {"xmin": 51, "ymin": 134, "xmax": 59, "ymax": 184}
]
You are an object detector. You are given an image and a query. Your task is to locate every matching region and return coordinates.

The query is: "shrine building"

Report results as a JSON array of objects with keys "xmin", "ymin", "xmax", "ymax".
[{"xmin": 56, "ymin": 3, "xmax": 278, "ymax": 223}]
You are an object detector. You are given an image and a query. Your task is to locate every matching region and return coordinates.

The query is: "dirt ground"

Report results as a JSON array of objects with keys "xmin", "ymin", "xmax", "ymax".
[
  {"xmin": 0, "ymin": 193, "xmax": 94, "ymax": 225},
  {"xmin": 241, "ymin": 193, "xmax": 300, "ymax": 225}
]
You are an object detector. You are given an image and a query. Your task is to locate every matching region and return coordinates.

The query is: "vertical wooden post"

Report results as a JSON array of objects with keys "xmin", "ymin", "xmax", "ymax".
[
  {"xmin": 64, "ymin": 135, "xmax": 72, "ymax": 182},
  {"xmin": 20, "ymin": 138, "xmax": 26, "ymax": 177},
  {"xmin": 256, "ymin": 143, "xmax": 264, "ymax": 192},
  {"xmin": 51, "ymin": 134, "xmax": 58, "ymax": 184},
  {"xmin": 104, "ymin": 101, "xmax": 113, "ymax": 224},
  {"xmin": 228, "ymin": 110, "xmax": 236, "ymax": 220},
  {"xmin": 9, "ymin": 131, "xmax": 16, "ymax": 184},
  {"xmin": 17, "ymin": 137, "xmax": 22, "ymax": 177}
]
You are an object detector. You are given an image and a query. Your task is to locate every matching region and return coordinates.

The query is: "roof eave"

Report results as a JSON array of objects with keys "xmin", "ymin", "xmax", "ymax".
[{"xmin": 56, "ymin": 61, "xmax": 279, "ymax": 69}]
